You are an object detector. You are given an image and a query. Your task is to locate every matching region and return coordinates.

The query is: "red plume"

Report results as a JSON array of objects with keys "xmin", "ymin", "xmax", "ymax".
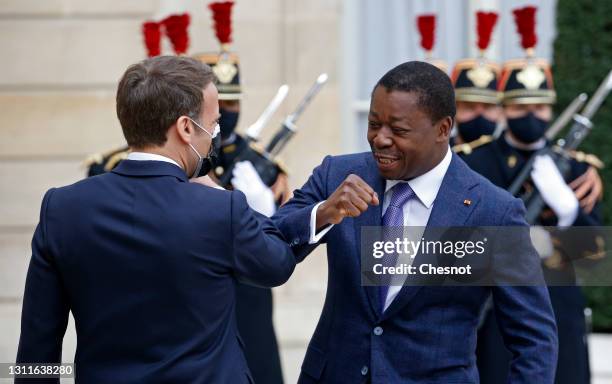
[
  {"xmin": 417, "ymin": 15, "xmax": 436, "ymax": 51},
  {"xmin": 476, "ymin": 11, "xmax": 498, "ymax": 51},
  {"xmin": 142, "ymin": 21, "xmax": 162, "ymax": 57},
  {"xmin": 513, "ymin": 6, "xmax": 537, "ymax": 49},
  {"xmin": 162, "ymin": 13, "xmax": 191, "ymax": 54},
  {"xmin": 208, "ymin": 1, "xmax": 235, "ymax": 45}
]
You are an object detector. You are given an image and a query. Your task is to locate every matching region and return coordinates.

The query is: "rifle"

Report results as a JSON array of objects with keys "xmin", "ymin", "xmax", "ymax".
[{"xmin": 508, "ymin": 70, "xmax": 612, "ymax": 224}]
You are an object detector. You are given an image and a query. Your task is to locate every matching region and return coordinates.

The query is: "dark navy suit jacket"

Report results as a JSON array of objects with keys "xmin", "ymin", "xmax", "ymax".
[
  {"xmin": 273, "ymin": 152, "xmax": 558, "ymax": 384},
  {"xmin": 16, "ymin": 160, "xmax": 295, "ymax": 383}
]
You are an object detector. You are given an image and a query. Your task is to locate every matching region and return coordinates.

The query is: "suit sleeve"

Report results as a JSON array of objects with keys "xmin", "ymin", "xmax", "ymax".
[
  {"xmin": 491, "ymin": 198, "xmax": 558, "ymax": 384},
  {"xmin": 230, "ymin": 190, "xmax": 296, "ymax": 287},
  {"xmin": 16, "ymin": 189, "xmax": 70, "ymax": 374},
  {"xmin": 272, "ymin": 155, "xmax": 332, "ymax": 263}
]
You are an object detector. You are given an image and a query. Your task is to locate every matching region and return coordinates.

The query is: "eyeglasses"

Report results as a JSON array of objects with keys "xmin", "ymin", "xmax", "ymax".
[{"xmin": 189, "ymin": 117, "xmax": 220, "ymax": 139}]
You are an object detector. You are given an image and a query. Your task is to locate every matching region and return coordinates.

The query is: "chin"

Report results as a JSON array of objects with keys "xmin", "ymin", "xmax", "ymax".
[{"xmin": 375, "ymin": 165, "xmax": 402, "ymax": 180}]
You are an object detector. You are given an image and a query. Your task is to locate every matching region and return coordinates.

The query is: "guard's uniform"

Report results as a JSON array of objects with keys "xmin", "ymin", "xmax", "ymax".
[
  {"xmin": 194, "ymin": 3, "xmax": 286, "ymax": 383},
  {"xmin": 457, "ymin": 134, "xmax": 602, "ymax": 384},
  {"xmin": 456, "ymin": 10, "xmax": 603, "ymax": 382},
  {"xmin": 84, "ymin": 146, "xmax": 129, "ymax": 177}
]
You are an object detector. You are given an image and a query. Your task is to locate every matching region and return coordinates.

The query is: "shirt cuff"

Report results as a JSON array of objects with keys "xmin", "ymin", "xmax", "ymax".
[{"xmin": 309, "ymin": 201, "xmax": 334, "ymax": 244}]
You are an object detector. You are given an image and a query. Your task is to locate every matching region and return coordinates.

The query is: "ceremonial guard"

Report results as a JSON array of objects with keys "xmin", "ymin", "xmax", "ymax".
[
  {"xmin": 193, "ymin": 2, "xmax": 288, "ymax": 383},
  {"xmin": 457, "ymin": 7, "xmax": 604, "ymax": 384},
  {"xmin": 450, "ymin": 11, "xmax": 501, "ymax": 147}
]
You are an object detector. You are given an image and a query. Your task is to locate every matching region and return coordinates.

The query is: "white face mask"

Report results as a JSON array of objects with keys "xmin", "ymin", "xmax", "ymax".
[{"xmin": 187, "ymin": 117, "xmax": 220, "ymax": 178}]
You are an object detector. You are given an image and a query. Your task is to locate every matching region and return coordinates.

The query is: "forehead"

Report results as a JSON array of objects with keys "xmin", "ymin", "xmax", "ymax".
[
  {"xmin": 202, "ymin": 83, "xmax": 220, "ymax": 119},
  {"xmin": 371, "ymin": 86, "xmax": 419, "ymax": 107},
  {"xmin": 203, "ymin": 82, "xmax": 218, "ymax": 99},
  {"xmin": 369, "ymin": 87, "xmax": 425, "ymax": 119}
]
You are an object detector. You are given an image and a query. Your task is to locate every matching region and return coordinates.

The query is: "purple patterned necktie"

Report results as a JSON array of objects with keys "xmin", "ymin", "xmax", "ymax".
[{"xmin": 379, "ymin": 182, "xmax": 416, "ymax": 313}]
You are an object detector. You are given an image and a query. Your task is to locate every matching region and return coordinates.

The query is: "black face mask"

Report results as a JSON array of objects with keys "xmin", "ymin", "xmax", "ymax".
[
  {"xmin": 457, "ymin": 115, "xmax": 497, "ymax": 143},
  {"xmin": 197, "ymin": 134, "xmax": 222, "ymax": 177},
  {"xmin": 507, "ymin": 112, "xmax": 548, "ymax": 144},
  {"xmin": 219, "ymin": 110, "xmax": 240, "ymax": 140}
]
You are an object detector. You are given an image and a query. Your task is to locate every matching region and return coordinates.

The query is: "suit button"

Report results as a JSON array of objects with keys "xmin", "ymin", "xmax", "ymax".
[
  {"xmin": 291, "ymin": 238, "xmax": 299, "ymax": 246},
  {"xmin": 373, "ymin": 326, "xmax": 383, "ymax": 336},
  {"xmin": 361, "ymin": 366, "xmax": 369, "ymax": 376}
]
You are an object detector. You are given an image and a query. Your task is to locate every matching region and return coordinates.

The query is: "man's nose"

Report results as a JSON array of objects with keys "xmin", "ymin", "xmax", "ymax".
[{"xmin": 373, "ymin": 129, "xmax": 393, "ymax": 148}]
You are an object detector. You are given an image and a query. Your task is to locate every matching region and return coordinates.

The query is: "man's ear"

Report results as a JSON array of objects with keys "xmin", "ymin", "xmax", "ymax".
[
  {"xmin": 436, "ymin": 116, "xmax": 453, "ymax": 142},
  {"xmin": 174, "ymin": 116, "xmax": 193, "ymax": 144}
]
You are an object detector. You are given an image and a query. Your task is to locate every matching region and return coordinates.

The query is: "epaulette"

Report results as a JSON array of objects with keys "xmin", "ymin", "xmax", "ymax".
[
  {"xmin": 82, "ymin": 146, "xmax": 128, "ymax": 168},
  {"xmin": 452, "ymin": 135, "xmax": 493, "ymax": 155},
  {"xmin": 104, "ymin": 150, "xmax": 130, "ymax": 172},
  {"xmin": 551, "ymin": 146, "xmax": 604, "ymax": 169},
  {"xmin": 248, "ymin": 142, "xmax": 289, "ymax": 175}
]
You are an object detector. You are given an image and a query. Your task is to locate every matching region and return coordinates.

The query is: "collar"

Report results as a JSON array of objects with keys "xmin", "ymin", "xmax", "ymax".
[
  {"xmin": 112, "ymin": 159, "xmax": 188, "ymax": 182},
  {"xmin": 127, "ymin": 151, "xmax": 182, "ymax": 168},
  {"xmin": 385, "ymin": 146, "xmax": 452, "ymax": 209}
]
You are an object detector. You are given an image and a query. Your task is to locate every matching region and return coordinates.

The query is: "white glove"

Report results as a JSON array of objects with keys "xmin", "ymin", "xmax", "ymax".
[
  {"xmin": 232, "ymin": 161, "xmax": 276, "ymax": 217},
  {"xmin": 530, "ymin": 154, "xmax": 579, "ymax": 227},
  {"xmin": 529, "ymin": 226, "xmax": 554, "ymax": 259}
]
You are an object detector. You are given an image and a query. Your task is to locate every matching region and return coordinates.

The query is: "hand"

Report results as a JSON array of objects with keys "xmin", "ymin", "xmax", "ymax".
[
  {"xmin": 530, "ymin": 155, "xmax": 579, "ymax": 227},
  {"xmin": 316, "ymin": 174, "xmax": 379, "ymax": 229},
  {"xmin": 569, "ymin": 166, "xmax": 603, "ymax": 214},
  {"xmin": 191, "ymin": 175, "xmax": 224, "ymax": 189},
  {"xmin": 232, "ymin": 161, "xmax": 276, "ymax": 217}
]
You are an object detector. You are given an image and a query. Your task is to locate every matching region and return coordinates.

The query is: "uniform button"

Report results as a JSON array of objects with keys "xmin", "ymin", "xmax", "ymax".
[
  {"xmin": 373, "ymin": 326, "xmax": 383, "ymax": 336},
  {"xmin": 361, "ymin": 366, "xmax": 369, "ymax": 376}
]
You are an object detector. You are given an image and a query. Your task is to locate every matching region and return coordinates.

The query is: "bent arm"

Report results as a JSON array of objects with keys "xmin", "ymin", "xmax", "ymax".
[
  {"xmin": 272, "ymin": 156, "xmax": 332, "ymax": 262},
  {"xmin": 231, "ymin": 190, "xmax": 296, "ymax": 287}
]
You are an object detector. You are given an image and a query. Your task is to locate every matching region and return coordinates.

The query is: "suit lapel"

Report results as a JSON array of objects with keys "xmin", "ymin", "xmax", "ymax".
[
  {"xmin": 353, "ymin": 154, "xmax": 385, "ymax": 319},
  {"xmin": 381, "ymin": 154, "xmax": 481, "ymax": 320}
]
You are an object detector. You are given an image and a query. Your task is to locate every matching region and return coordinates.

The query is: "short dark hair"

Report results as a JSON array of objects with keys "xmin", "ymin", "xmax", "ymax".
[
  {"xmin": 373, "ymin": 61, "xmax": 456, "ymax": 123},
  {"xmin": 116, "ymin": 55, "xmax": 215, "ymax": 148}
]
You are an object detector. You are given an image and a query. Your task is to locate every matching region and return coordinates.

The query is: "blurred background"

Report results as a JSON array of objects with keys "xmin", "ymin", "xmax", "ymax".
[{"xmin": 0, "ymin": 0, "xmax": 610, "ymax": 382}]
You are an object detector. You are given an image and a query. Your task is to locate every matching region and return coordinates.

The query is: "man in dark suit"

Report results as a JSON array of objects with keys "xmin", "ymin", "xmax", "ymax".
[
  {"xmin": 272, "ymin": 61, "xmax": 558, "ymax": 383},
  {"xmin": 16, "ymin": 56, "xmax": 295, "ymax": 383}
]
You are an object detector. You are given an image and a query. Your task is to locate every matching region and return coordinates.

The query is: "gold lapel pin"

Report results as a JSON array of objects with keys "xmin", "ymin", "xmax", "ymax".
[{"xmin": 463, "ymin": 199, "xmax": 472, "ymax": 206}]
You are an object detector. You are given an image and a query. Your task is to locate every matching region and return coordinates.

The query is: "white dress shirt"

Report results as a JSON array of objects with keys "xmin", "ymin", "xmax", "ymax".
[
  {"xmin": 127, "ymin": 152, "xmax": 181, "ymax": 168},
  {"xmin": 309, "ymin": 146, "xmax": 453, "ymax": 311}
]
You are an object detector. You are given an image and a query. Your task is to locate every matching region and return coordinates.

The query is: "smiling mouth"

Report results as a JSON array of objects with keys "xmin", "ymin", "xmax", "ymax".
[{"xmin": 374, "ymin": 154, "xmax": 400, "ymax": 166}]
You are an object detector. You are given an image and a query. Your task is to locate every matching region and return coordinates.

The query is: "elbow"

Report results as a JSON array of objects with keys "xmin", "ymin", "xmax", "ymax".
[{"xmin": 269, "ymin": 250, "xmax": 296, "ymax": 287}]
